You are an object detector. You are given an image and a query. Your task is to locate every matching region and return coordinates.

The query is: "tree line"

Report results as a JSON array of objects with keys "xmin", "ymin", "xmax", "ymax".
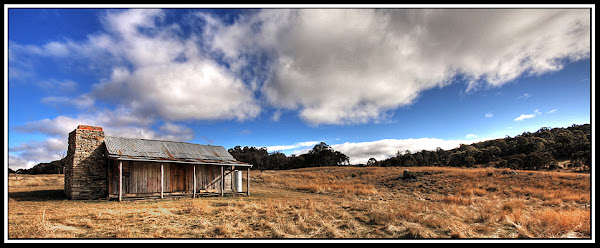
[
  {"xmin": 9, "ymin": 159, "xmax": 64, "ymax": 175},
  {"xmin": 228, "ymin": 142, "xmax": 350, "ymax": 170},
  {"xmin": 10, "ymin": 124, "xmax": 591, "ymax": 174},
  {"xmin": 372, "ymin": 124, "xmax": 591, "ymax": 171},
  {"xmin": 228, "ymin": 124, "xmax": 590, "ymax": 171},
  {"xmin": 9, "ymin": 141, "xmax": 352, "ymax": 174}
]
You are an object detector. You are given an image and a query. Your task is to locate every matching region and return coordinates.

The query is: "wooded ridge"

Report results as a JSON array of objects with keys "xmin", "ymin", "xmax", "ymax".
[{"xmin": 12, "ymin": 124, "xmax": 591, "ymax": 174}]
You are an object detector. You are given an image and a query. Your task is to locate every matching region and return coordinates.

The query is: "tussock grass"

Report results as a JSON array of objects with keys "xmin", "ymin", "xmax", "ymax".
[
  {"xmin": 530, "ymin": 209, "xmax": 590, "ymax": 237},
  {"xmin": 441, "ymin": 195, "xmax": 472, "ymax": 206},
  {"xmin": 8, "ymin": 167, "xmax": 590, "ymax": 239}
]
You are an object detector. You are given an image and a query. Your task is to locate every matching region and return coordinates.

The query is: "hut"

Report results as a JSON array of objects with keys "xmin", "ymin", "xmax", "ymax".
[{"xmin": 64, "ymin": 125, "xmax": 252, "ymax": 201}]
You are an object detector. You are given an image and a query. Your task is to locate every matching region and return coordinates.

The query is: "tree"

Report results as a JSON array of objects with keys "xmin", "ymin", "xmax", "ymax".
[
  {"xmin": 507, "ymin": 154, "xmax": 525, "ymax": 169},
  {"xmin": 334, "ymin": 151, "xmax": 350, "ymax": 166},
  {"xmin": 367, "ymin": 158, "xmax": 378, "ymax": 166},
  {"xmin": 523, "ymin": 152, "xmax": 552, "ymax": 170},
  {"xmin": 309, "ymin": 142, "xmax": 331, "ymax": 154},
  {"xmin": 570, "ymin": 150, "xmax": 591, "ymax": 170},
  {"xmin": 447, "ymin": 151, "xmax": 475, "ymax": 167},
  {"xmin": 478, "ymin": 146, "xmax": 501, "ymax": 164},
  {"xmin": 268, "ymin": 151, "xmax": 289, "ymax": 170},
  {"xmin": 402, "ymin": 153, "xmax": 417, "ymax": 167},
  {"xmin": 435, "ymin": 147, "xmax": 449, "ymax": 166},
  {"xmin": 289, "ymin": 155, "xmax": 305, "ymax": 169},
  {"xmin": 228, "ymin": 146, "xmax": 270, "ymax": 170},
  {"xmin": 429, "ymin": 151, "xmax": 440, "ymax": 166},
  {"xmin": 463, "ymin": 155, "xmax": 476, "ymax": 167},
  {"xmin": 58, "ymin": 152, "xmax": 66, "ymax": 174},
  {"xmin": 413, "ymin": 152, "xmax": 424, "ymax": 166},
  {"xmin": 554, "ymin": 131, "xmax": 574, "ymax": 159},
  {"xmin": 447, "ymin": 152, "xmax": 463, "ymax": 167},
  {"xmin": 301, "ymin": 142, "xmax": 349, "ymax": 167}
]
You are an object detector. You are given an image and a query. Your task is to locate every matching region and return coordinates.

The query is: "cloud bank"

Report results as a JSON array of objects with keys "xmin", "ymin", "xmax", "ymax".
[
  {"xmin": 9, "ymin": 8, "xmax": 591, "ymax": 168},
  {"xmin": 202, "ymin": 9, "xmax": 589, "ymax": 125},
  {"xmin": 11, "ymin": 9, "xmax": 590, "ymax": 126},
  {"xmin": 265, "ymin": 141, "xmax": 321, "ymax": 152}
]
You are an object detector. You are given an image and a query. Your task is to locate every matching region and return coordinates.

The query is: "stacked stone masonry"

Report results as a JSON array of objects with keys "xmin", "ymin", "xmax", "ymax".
[{"xmin": 64, "ymin": 125, "xmax": 108, "ymax": 200}]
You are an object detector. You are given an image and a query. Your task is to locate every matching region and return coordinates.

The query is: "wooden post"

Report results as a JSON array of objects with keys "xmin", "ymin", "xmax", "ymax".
[
  {"xmin": 231, "ymin": 166, "xmax": 235, "ymax": 193},
  {"xmin": 247, "ymin": 167, "xmax": 250, "ymax": 196},
  {"xmin": 119, "ymin": 161, "xmax": 122, "ymax": 202},
  {"xmin": 220, "ymin": 166, "xmax": 224, "ymax": 197},
  {"xmin": 160, "ymin": 163, "xmax": 164, "ymax": 199},
  {"xmin": 193, "ymin": 165, "xmax": 196, "ymax": 198}
]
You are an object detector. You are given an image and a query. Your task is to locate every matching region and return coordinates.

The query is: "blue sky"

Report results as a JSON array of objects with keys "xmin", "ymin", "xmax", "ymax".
[{"xmin": 6, "ymin": 7, "xmax": 592, "ymax": 168}]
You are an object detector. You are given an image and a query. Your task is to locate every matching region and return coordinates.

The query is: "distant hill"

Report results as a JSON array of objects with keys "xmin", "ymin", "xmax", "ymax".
[
  {"xmin": 12, "ymin": 158, "xmax": 65, "ymax": 175},
  {"xmin": 13, "ymin": 124, "xmax": 591, "ymax": 174},
  {"xmin": 376, "ymin": 123, "xmax": 591, "ymax": 171},
  {"xmin": 230, "ymin": 124, "xmax": 591, "ymax": 171}
]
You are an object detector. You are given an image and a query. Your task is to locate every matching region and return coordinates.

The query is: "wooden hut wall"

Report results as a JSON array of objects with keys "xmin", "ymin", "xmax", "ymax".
[
  {"xmin": 109, "ymin": 161, "xmax": 157, "ymax": 195},
  {"xmin": 195, "ymin": 164, "xmax": 220, "ymax": 191},
  {"xmin": 109, "ymin": 161, "xmax": 230, "ymax": 195}
]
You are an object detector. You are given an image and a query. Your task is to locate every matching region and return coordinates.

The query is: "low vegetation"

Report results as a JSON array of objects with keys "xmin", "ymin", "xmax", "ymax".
[{"xmin": 8, "ymin": 166, "xmax": 590, "ymax": 239}]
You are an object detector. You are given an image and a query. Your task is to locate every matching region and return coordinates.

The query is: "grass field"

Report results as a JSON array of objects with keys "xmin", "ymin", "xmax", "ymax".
[{"xmin": 7, "ymin": 166, "xmax": 591, "ymax": 239}]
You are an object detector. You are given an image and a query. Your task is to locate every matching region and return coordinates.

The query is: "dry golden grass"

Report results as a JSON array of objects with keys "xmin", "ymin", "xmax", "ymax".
[
  {"xmin": 7, "ymin": 166, "xmax": 591, "ymax": 239},
  {"xmin": 254, "ymin": 169, "xmax": 378, "ymax": 196},
  {"xmin": 9, "ymin": 174, "xmax": 63, "ymax": 187}
]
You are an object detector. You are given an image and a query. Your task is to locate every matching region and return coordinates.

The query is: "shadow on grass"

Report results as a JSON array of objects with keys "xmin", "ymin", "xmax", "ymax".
[{"xmin": 9, "ymin": 190, "xmax": 67, "ymax": 201}]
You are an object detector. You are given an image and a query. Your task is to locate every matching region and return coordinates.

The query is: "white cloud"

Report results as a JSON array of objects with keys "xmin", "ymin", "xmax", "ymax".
[
  {"xmin": 323, "ymin": 137, "xmax": 489, "ymax": 165},
  {"xmin": 41, "ymin": 94, "xmax": 95, "ymax": 109},
  {"xmin": 7, "ymin": 9, "xmax": 592, "ymax": 167},
  {"xmin": 92, "ymin": 60, "xmax": 261, "ymax": 121},
  {"xmin": 265, "ymin": 141, "xmax": 321, "ymax": 152},
  {"xmin": 548, "ymin": 109, "xmax": 558, "ymax": 114},
  {"xmin": 485, "ymin": 113, "xmax": 494, "ymax": 118},
  {"xmin": 12, "ymin": 9, "xmax": 262, "ymax": 122},
  {"xmin": 8, "ymin": 154, "xmax": 37, "ymax": 170},
  {"xmin": 202, "ymin": 9, "xmax": 589, "ymax": 125},
  {"xmin": 9, "ymin": 108, "xmax": 196, "ymax": 169},
  {"xmin": 271, "ymin": 110, "xmax": 282, "ymax": 122},
  {"xmin": 14, "ymin": 115, "xmax": 90, "ymax": 137},
  {"xmin": 9, "ymin": 138, "xmax": 67, "ymax": 170},
  {"xmin": 37, "ymin": 79, "xmax": 78, "ymax": 92},
  {"xmin": 514, "ymin": 114, "xmax": 534, "ymax": 122},
  {"xmin": 91, "ymin": 9, "xmax": 262, "ymax": 122},
  {"xmin": 514, "ymin": 109, "xmax": 542, "ymax": 122},
  {"xmin": 466, "ymin": 134, "xmax": 478, "ymax": 139},
  {"xmin": 158, "ymin": 122, "xmax": 195, "ymax": 141},
  {"xmin": 43, "ymin": 41, "xmax": 71, "ymax": 57},
  {"xmin": 11, "ymin": 9, "xmax": 590, "ymax": 126},
  {"xmin": 517, "ymin": 93, "xmax": 532, "ymax": 100},
  {"xmin": 13, "ymin": 108, "xmax": 194, "ymax": 141}
]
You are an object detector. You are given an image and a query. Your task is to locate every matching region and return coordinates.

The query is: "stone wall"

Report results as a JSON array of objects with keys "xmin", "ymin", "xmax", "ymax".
[{"xmin": 64, "ymin": 125, "xmax": 108, "ymax": 200}]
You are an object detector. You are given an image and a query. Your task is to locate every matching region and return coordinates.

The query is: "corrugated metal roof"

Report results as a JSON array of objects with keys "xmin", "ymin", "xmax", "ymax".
[{"xmin": 104, "ymin": 136, "xmax": 251, "ymax": 167}]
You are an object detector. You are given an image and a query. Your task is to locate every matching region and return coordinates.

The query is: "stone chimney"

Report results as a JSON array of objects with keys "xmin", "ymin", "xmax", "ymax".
[{"xmin": 64, "ymin": 125, "xmax": 108, "ymax": 199}]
